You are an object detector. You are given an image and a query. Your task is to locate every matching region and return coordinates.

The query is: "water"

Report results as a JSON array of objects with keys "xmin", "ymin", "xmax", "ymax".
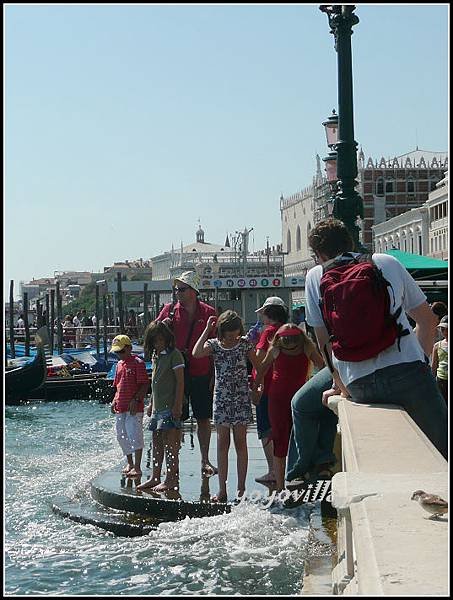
[{"xmin": 5, "ymin": 400, "xmax": 331, "ymax": 595}]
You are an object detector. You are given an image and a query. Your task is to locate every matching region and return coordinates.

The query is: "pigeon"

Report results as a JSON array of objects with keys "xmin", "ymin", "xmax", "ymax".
[{"xmin": 411, "ymin": 490, "xmax": 448, "ymax": 519}]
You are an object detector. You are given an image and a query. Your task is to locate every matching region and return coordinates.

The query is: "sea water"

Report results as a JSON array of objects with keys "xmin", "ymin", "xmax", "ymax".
[{"xmin": 5, "ymin": 401, "xmax": 331, "ymax": 595}]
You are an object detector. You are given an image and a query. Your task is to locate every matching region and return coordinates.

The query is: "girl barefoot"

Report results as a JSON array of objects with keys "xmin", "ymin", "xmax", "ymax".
[
  {"xmin": 193, "ymin": 311, "xmax": 261, "ymax": 503},
  {"xmin": 252, "ymin": 324, "xmax": 324, "ymax": 493},
  {"xmin": 137, "ymin": 321, "xmax": 185, "ymax": 494}
]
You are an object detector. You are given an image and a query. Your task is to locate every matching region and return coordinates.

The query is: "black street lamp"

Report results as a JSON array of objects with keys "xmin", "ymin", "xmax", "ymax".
[{"xmin": 319, "ymin": 5, "xmax": 365, "ymax": 251}]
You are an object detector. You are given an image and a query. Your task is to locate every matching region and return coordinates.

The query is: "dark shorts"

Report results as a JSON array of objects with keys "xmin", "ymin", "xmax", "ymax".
[
  {"xmin": 184, "ymin": 375, "xmax": 213, "ymax": 420},
  {"xmin": 255, "ymin": 394, "xmax": 272, "ymax": 439}
]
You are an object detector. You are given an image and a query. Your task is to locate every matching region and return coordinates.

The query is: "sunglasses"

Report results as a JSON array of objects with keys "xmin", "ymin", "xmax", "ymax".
[
  {"xmin": 280, "ymin": 336, "xmax": 300, "ymax": 344},
  {"xmin": 116, "ymin": 348, "xmax": 127, "ymax": 354},
  {"xmin": 175, "ymin": 286, "xmax": 190, "ymax": 292}
]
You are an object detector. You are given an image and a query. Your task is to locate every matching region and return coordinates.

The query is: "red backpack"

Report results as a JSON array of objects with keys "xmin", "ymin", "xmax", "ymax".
[{"xmin": 319, "ymin": 254, "xmax": 409, "ymax": 361}]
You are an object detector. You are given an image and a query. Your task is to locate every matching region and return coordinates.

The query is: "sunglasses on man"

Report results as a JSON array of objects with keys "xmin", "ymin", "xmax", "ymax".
[{"xmin": 175, "ymin": 286, "xmax": 190, "ymax": 293}]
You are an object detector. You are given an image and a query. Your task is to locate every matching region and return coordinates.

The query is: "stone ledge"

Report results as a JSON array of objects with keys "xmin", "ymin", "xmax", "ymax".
[{"xmin": 328, "ymin": 396, "xmax": 447, "ymax": 473}]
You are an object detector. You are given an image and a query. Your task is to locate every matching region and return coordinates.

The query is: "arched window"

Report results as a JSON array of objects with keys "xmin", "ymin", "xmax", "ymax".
[
  {"xmin": 401, "ymin": 230, "xmax": 407, "ymax": 252},
  {"xmin": 296, "ymin": 226, "xmax": 301, "ymax": 251},
  {"xmin": 287, "ymin": 230, "xmax": 292, "ymax": 253},
  {"xmin": 306, "ymin": 222, "xmax": 312, "ymax": 251},
  {"xmin": 416, "ymin": 227, "xmax": 422, "ymax": 254}
]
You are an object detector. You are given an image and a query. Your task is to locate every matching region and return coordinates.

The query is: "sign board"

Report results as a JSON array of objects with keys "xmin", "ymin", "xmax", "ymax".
[{"xmin": 200, "ymin": 276, "xmax": 306, "ymax": 289}]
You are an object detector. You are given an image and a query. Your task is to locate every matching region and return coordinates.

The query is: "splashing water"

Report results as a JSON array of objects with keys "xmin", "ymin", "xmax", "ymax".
[{"xmin": 5, "ymin": 401, "xmax": 324, "ymax": 595}]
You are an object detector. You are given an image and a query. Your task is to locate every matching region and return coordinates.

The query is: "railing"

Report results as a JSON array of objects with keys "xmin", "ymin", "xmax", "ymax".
[{"xmin": 5, "ymin": 324, "xmax": 147, "ymax": 355}]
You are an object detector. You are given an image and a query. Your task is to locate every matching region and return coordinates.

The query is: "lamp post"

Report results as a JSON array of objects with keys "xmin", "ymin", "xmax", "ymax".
[
  {"xmin": 319, "ymin": 5, "xmax": 365, "ymax": 251},
  {"xmin": 211, "ymin": 255, "xmax": 220, "ymax": 314}
]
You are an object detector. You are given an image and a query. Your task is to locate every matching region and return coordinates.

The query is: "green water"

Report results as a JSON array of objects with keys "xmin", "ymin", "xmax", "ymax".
[{"xmin": 5, "ymin": 400, "xmax": 329, "ymax": 595}]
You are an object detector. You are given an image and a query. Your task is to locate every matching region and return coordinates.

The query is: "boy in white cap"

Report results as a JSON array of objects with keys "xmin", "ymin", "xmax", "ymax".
[
  {"xmin": 157, "ymin": 271, "xmax": 218, "ymax": 476},
  {"xmin": 110, "ymin": 335, "xmax": 149, "ymax": 478}
]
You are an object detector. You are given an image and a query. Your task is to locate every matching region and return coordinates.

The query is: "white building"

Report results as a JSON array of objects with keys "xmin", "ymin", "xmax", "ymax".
[
  {"xmin": 151, "ymin": 225, "xmax": 284, "ymax": 282},
  {"xmin": 372, "ymin": 171, "xmax": 448, "ymax": 261}
]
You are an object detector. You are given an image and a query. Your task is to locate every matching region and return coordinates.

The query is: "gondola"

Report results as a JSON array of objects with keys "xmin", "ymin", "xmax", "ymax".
[
  {"xmin": 5, "ymin": 330, "xmax": 48, "ymax": 405},
  {"xmin": 28, "ymin": 372, "xmax": 115, "ymax": 403}
]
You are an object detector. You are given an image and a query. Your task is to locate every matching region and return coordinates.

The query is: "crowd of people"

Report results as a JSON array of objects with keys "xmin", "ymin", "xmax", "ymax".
[{"xmin": 109, "ymin": 218, "xmax": 448, "ymax": 504}]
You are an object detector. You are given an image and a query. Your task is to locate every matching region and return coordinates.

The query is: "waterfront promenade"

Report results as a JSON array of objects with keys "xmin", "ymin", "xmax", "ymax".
[{"xmin": 327, "ymin": 396, "xmax": 448, "ymax": 596}]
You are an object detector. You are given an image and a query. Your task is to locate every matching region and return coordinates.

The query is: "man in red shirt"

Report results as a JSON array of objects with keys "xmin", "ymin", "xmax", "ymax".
[
  {"xmin": 111, "ymin": 335, "xmax": 149, "ymax": 478},
  {"xmin": 157, "ymin": 271, "xmax": 217, "ymax": 476}
]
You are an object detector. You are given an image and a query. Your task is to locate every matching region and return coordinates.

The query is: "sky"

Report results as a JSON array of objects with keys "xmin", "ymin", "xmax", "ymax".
[{"xmin": 4, "ymin": 3, "xmax": 449, "ymax": 299}]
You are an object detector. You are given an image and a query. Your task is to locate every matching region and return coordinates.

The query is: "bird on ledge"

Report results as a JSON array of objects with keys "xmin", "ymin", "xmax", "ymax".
[{"xmin": 411, "ymin": 490, "xmax": 448, "ymax": 519}]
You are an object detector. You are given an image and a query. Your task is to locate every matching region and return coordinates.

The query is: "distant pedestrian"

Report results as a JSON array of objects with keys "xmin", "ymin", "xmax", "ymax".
[
  {"xmin": 126, "ymin": 309, "xmax": 137, "ymax": 338},
  {"xmin": 193, "ymin": 310, "xmax": 261, "ymax": 503},
  {"xmin": 17, "ymin": 314, "xmax": 25, "ymax": 330},
  {"xmin": 63, "ymin": 314, "xmax": 76, "ymax": 347},
  {"xmin": 431, "ymin": 316, "xmax": 448, "ymax": 405},
  {"xmin": 110, "ymin": 335, "xmax": 149, "ymax": 479},
  {"xmin": 81, "ymin": 309, "xmax": 92, "ymax": 327},
  {"xmin": 431, "ymin": 301, "xmax": 448, "ymax": 342},
  {"xmin": 137, "ymin": 322, "xmax": 185, "ymax": 495}
]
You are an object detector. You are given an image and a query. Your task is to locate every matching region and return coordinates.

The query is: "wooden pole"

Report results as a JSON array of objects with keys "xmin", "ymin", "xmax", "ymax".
[
  {"xmin": 143, "ymin": 284, "xmax": 149, "ymax": 328},
  {"xmin": 155, "ymin": 292, "xmax": 160, "ymax": 321},
  {"xmin": 37, "ymin": 300, "xmax": 43, "ymax": 328},
  {"xmin": 95, "ymin": 283, "xmax": 101, "ymax": 355},
  {"xmin": 103, "ymin": 295, "xmax": 108, "ymax": 360},
  {"xmin": 107, "ymin": 294, "xmax": 114, "ymax": 326},
  {"xmin": 45, "ymin": 294, "xmax": 50, "ymax": 327},
  {"xmin": 50, "ymin": 289, "xmax": 55, "ymax": 355},
  {"xmin": 9, "ymin": 280, "xmax": 15, "ymax": 359},
  {"xmin": 116, "ymin": 272, "xmax": 125, "ymax": 334},
  {"xmin": 23, "ymin": 292, "xmax": 30, "ymax": 356},
  {"xmin": 56, "ymin": 281, "xmax": 63, "ymax": 354}
]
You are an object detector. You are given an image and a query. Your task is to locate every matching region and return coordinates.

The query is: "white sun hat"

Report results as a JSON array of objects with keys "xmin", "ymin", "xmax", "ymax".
[
  {"xmin": 255, "ymin": 296, "xmax": 286, "ymax": 313},
  {"xmin": 173, "ymin": 271, "xmax": 201, "ymax": 293}
]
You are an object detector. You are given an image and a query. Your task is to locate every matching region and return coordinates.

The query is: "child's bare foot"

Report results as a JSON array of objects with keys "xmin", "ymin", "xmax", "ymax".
[
  {"xmin": 255, "ymin": 473, "xmax": 276, "ymax": 484},
  {"xmin": 211, "ymin": 492, "xmax": 227, "ymax": 503},
  {"xmin": 136, "ymin": 477, "xmax": 160, "ymax": 491},
  {"xmin": 152, "ymin": 482, "xmax": 170, "ymax": 492},
  {"xmin": 127, "ymin": 468, "xmax": 142, "ymax": 478}
]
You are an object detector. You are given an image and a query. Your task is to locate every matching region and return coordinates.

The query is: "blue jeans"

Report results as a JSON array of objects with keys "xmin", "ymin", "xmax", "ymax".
[
  {"xmin": 255, "ymin": 395, "xmax": 272, "ymax": 440},
  {"xmin": 348, "ymin": 361, "xmax": 448, "ymax": 459},
  {"xmin": 286, "ymin": 367, "xmax": 337, "ymax": 480}
]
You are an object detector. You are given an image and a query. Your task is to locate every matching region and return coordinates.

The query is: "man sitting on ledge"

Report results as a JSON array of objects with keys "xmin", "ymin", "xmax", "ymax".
[{"xmin": 304, "ymin": 218, "xmax": 447, "ymax": 460}]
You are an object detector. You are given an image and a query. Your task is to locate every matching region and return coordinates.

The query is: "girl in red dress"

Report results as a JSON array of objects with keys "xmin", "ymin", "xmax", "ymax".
[{"xmin": 252, "ymin": 324, "xmax": 324, "ymax": 492}]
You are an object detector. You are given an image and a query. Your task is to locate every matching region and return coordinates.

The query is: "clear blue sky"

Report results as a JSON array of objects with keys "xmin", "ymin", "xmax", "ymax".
[{"xmin": 5, "ymin": 3, "xmax": 448, "ymax": 299}]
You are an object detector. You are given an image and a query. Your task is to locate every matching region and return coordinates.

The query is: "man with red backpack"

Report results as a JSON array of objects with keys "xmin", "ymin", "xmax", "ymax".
[{"xmin": 304, "ymin": 218, "xmax": 447, "ymax": 459}]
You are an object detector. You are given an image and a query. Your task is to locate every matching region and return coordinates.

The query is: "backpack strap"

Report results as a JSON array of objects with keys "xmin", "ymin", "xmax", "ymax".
[{"xmin": 391, "ymin": 306, "xmax": 411, "ymax": 351}]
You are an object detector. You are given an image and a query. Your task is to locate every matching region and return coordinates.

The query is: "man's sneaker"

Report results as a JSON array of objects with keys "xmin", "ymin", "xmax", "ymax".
[{"xmin": 286, "ymin": 474, "xmax": 310, "ymax": 491}]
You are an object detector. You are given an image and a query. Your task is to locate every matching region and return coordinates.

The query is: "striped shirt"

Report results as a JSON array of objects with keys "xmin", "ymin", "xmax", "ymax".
[{"xmin": 113, "ymin": 355, "xmax": 149, "ymax": 413}]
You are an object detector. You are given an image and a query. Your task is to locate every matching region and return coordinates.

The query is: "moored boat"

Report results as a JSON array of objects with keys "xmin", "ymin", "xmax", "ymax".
[{"xmin": 5, "ymin": 346, "xmax": 47, "ymax": 404}]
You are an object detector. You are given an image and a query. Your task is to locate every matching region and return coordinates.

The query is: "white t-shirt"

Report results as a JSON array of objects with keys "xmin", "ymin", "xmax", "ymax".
[{"xmin": 305, "ymin": 253, "xmax": 427, "ymax": 387}]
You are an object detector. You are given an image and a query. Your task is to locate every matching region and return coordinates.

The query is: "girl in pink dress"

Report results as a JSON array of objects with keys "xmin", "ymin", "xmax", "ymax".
[{"xmin": 252, "ymin": 324, "xmax": 324, "ymax": 492}]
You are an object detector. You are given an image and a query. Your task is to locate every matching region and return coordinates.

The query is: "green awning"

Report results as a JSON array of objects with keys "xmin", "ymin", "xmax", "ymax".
[{"xmin": 384, "ymin": 249, "xmax": 448, "ymax": 280}]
